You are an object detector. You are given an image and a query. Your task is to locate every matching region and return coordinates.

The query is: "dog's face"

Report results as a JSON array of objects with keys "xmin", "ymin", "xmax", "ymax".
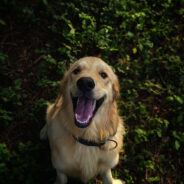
[{"xmin": 60, "ymin": 57, "xmax": 120, "ymax": 129}]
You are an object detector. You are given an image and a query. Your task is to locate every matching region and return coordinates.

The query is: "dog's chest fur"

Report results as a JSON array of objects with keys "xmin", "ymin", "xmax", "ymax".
[{"xmin": 49, "ymin": 122, "xmax": 117, "ymax": 182}]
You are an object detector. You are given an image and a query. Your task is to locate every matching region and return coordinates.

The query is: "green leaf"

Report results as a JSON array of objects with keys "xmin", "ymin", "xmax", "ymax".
[
  {"xmin": 177, "ymin": 114, "xmax": 183, "ymax": 122},
  {"xmin": 147, "ymin": 176, "xmax": 159, "ymax": 182},
  {"xmin": 0, "ymin": 19, "xmax": 6, "ymax": 25},
  {"xmin": 174, "ymin": 140, "xmax": 180, "ymax": 150},
  {"xmin": 138, "ymin": 43, "xmax": 143, "ymax": 51},
  {"xmin": 42, "ymin": 0, "xmax": 48, "ymax": 6},
  {"xmin": 174, "ymin": 95, "xmax": 183, "ymax": 104},
  {"xmin": 132, "ymin": 48, "xmax": 137, "ymax": 54},
  {"xmin": 139, "ymin": 103, "xmax": 147, "ymax": 115},
  {"xmin": 156, "ymin": 129, "xmax": 162, "ymax": 138},
  {"xmin": 126, "ymin": 31, "xmax": 134, "ymax": 38}
]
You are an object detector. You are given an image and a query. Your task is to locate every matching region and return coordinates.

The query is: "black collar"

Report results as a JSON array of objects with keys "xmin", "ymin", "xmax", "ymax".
[{"xmin": 72, "ymin": 135, "xmax": 106, "ymax": 147}]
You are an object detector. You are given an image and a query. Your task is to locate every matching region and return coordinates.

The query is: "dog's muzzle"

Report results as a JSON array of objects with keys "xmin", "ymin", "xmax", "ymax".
[{"xmin": 71, "ymin": 77, "xmax": 105, "ymax": 128}]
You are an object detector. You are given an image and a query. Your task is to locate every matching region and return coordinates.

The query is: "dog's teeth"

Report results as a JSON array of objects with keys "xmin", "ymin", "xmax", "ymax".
[
  {"xmin": 75, "ymin": 113, "xmax": 91, "ymax": 124},
  {"xmin": 75, "ymin": 113, "xmax": 78, "ymax": 120},
  {"xmin": 93, "ymin": 100, "xmax": 96, "ymax": 111}
]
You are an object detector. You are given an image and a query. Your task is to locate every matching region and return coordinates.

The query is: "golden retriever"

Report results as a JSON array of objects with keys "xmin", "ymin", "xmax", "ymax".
[{"xmin": 40, "ymin": 57, "xmax": 125, "ymax": 184}]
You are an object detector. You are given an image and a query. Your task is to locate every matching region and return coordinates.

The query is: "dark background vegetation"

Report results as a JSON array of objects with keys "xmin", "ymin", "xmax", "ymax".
[{"xmin": 0, "ymin": 0, "xmax": 184, "ymax": 183}]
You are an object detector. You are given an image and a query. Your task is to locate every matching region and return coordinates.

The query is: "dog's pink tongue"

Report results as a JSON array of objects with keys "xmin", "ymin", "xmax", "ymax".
[{"xmin": 75, "ymin": 97, "xmax": 95, "ymax": 123}]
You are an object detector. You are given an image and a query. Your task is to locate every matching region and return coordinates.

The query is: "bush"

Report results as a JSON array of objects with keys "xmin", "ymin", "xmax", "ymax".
[{"xmin": 0, "ymin": 0, "xmax": 184, "ymax": 183}]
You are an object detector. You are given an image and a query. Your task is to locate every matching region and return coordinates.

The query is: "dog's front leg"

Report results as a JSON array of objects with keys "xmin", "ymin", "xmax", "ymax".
[
  {"xmin": 101, "ymin": 169, "xmax": 125, "ymax": 184},
  {"xmin": 54, "ymin": 170, "xmax": 68, "ymax": 184},
  {"xmin": 101, "ymin": 169, "xmax": 113, "ymax": 184}
]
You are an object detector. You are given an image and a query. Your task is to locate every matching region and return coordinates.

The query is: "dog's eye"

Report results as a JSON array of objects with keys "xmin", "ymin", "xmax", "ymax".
[
  {"xmin": 100, "ymin": 72, "xmax": 108, "ymax": 79},
  {"xmin": 73, "ymin": 68, "xmax": 81, "ymax": 75}
]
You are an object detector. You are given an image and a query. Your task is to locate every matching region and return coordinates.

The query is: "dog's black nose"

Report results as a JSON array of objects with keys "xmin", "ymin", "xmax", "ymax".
[{"xmin": 77, "ymin": 77, "xmax": 95, "ymax": 92}]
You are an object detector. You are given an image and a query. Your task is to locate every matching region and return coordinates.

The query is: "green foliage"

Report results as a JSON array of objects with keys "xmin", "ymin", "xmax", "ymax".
[
  {"xmin": 0, "ymin": 142, "xmax": 53, "ymax": 184},
  {"xmin": 0, "ymin": 0, "xmax": 184, "ymax": 183}
]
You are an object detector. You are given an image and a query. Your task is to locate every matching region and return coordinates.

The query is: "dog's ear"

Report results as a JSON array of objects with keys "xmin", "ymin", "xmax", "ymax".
[
  {"xmin": 59, "ymin": 74, "xmax": 68, "ymax": 96},
  {"xmin": 55, "ymin": 74, "xmax": 68, "ymax": 107},
  {"xmin": 113, "ymin": 76, "xmax": 120, "ymax": 101}
]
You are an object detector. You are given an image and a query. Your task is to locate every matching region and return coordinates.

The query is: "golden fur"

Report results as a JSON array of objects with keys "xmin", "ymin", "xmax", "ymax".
[{"xmin": 40, "ymin": 57, "xmax": 125, "ymax": 184}]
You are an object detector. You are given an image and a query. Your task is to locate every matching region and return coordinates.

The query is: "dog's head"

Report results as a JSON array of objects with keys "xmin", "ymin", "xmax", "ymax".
[{"xmin": 58, "ymin": 57, "xmax": 120, "ymax": 129}]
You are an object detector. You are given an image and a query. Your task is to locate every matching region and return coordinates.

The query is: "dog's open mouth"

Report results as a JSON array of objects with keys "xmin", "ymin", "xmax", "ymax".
[{"xmin": 72, "ymin": 96, "xmax": 105, "ymax": 128}]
